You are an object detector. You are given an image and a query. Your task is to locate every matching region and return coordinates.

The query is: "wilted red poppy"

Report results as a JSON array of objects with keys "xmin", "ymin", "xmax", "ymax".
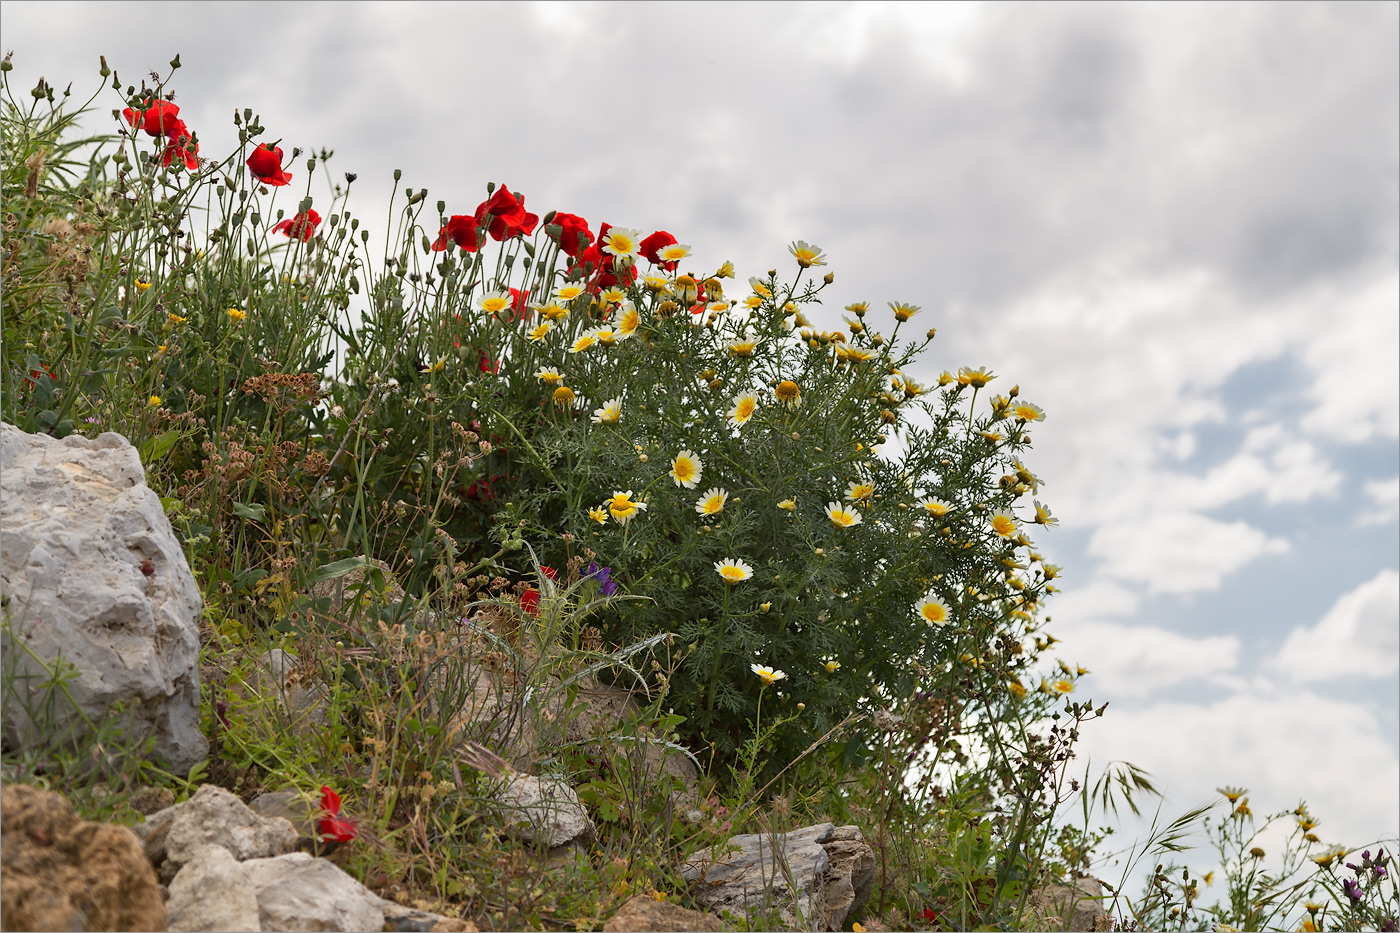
[
  {"xmin": 640, "ymin": 230, "xmax": 678, "ymax": 269},
  {"xmin": 432, "ymin": 214, "xmax": 482, "ymax": 253},
  {"xmin": 549, "ymin": 212, "xmax": 594, "ymax": 257},
  {"xmin": 246, "ymin": 143, "xmax": 293, "ymax": 187},
  {"xmin": 272, "ymin": 209, "xmax": 320, "ymax": 241},
  {"xmin": 474, "ymin": 185, "xmax": 539, "ymax": 242},
  {"xmin": 317, "ymin": 786, "xmax": 357, "ymax": 843},
  {"xmin": 520, "ymin": 567, "xmax": 559, "ymax": 616}
]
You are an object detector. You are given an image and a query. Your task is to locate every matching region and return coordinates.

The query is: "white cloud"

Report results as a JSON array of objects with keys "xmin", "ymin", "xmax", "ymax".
[
  {"xmin": 1089, "ymin": 510, "xmax": 1290, "ymax": 595},
  {"xmin": 1358, "ymin": 475, "xmax": 1400, "ymax": 527},
  {"xmin": 1267, "ymin": 569, "xmax": 1400, "ymax": 682},
  {"xmin": 1299, "ymin": 271, "xmax": 1400, "ymax": 443},
  {"xmin": 1052, "ymin": 617, "xmax": 1240, "ymax": 698},
  {"xmin": 1076, "ymin": 689, "xmax": 1400, "ymax": 864}
]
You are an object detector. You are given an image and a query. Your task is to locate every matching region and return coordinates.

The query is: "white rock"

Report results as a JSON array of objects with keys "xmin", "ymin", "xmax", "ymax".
[
  {"xmin": 493, "ymin": 773, "xmax": 597, "ymax": 849},
  {"xmin": 166, "ymin": 844, "xmax": 261, "ymax": 932},
  {"xmin": 0, "ymin": 423, "xmax": 206, "ymax": 773},
  {"xmin": 136, "ymin": 784, "xmax": 297, "ymax": 882},
  {"xmin": 240, "ymin": 851, "xmax": 386, "ymax": 933}
]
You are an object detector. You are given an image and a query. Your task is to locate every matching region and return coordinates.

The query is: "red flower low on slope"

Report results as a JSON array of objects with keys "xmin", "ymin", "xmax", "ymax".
[
  {"xmin": 247, "ymin": 143, "xmax": 293, "ymax": 186},
  {"xmin": 317, "ymin": 786, "xmax": 358, "ymax": 843}
]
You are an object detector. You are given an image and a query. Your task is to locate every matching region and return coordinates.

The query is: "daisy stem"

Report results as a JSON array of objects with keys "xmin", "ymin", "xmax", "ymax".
[{"xmin": 706, "ymin": 583, "xmax": 731, "ymax": 712}]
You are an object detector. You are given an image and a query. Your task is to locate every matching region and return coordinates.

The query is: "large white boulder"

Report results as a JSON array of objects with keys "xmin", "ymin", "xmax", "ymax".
[{"xmin": 0, "ymin": 422, "xmax": 207, "ymax": 773}]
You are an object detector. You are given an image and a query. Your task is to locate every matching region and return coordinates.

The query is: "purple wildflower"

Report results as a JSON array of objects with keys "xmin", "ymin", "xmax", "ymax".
[
  {"xmin": 1343, "ymin": 878, "xmax": 1363, "ymax": 904},
  {"xmin": 587, "ymin": 561, "xmax": 616, "ymax": 597}
]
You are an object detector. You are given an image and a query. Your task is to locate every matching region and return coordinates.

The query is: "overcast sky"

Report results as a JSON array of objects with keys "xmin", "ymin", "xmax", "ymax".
[{"xmin": 5, "ymin": 0, "xmax": 1396, "ymax": 894}]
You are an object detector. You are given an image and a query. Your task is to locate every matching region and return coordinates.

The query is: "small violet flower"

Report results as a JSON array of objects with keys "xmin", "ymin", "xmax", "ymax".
[{"xmin": 1342, "ymin": 878, "xmax": 1363, "ymax": 904}]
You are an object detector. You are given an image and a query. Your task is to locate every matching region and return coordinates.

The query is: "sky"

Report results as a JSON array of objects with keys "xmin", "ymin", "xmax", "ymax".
[{"xmin": 4, "ymin": 0, "xmax": 1396, "ymax": 902}]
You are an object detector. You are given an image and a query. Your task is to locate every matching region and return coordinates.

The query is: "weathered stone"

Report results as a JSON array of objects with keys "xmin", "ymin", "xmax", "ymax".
[
  {"xmin": 683, "ymin": 822, "xmax": 834, "ymax": 928},
  {"xmin": 134, "ymin": 783, "xmax": 297, "ymax": 882},
  {"xmin": 1029, "ymin": 876, "xmax": 1115, "ymax": 932},
  {"xmin": 128, "ymin": 785, "xmax": 176, "ymax": 815},
  {"xmin": 0, "ymin": 422, "xmax": 207, "ymax": 774},
  {"xmin": 165, "ymin": 844, "xmax": 261, "ymax": 932},
  {"xmin": 492, "ymin": 773, "xmax": 597, "ymax": 849},
  {"xmin": 240, "ymin": 851, "xmax": 385, "ymax": 932},
  {"xmin": 0, "ymin": 783, "xmax": 167, "ymax": 932},
  {"xmin": 249, "ymin": 788, "xmax": 320, "ymax": 841},
  {"xmin": 237, "ymin": 648, "xmax": 330, "ymax": 738},
  {"xmin": 817, "ymin": 824, "xmax": 876, "ymax": 931},
  {"xmin": 603, "ymin": 893, "xmax": 726, "ymax": 932},
  {"xmin": 373, "ymin": 897, "xmax": 479, "ymax": 932}
]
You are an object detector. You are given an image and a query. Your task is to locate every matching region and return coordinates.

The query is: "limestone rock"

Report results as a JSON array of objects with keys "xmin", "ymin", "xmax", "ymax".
[
  {"xmin": 493, "ymin": 773, "xmax": 597, "ymax": 849},
  {"xmin": 373, "ymin": 898, "xmax": 479, "ymax": 932},
  {"xmin": 0, "ymin": 782, "xmax": 166, "ymax": 932},
  {"xmin": 239, "ymin": 851, "xmax": 386, "ymax": 932},
  {"xmin": 683, "ymin": 822, "xmax": 834, "ymax": 928},
  {"xmin": 603, "ymin": 894, "xmax": 725, "ymax": 932},
  {"xmin": 165, "ymin": 844, "xmax": 261, "ymax": 932},
  {"xmin": 0, "ymin": 422, "xmax": 207, "ymax": 774},
  {"xmin": 248, "ymin": 788, "xmax": 320, "ymax": 841},
  {"xmin": 1029, "ymin": 876, "xmax": 1115, "ymax": 932},
  {"xmin": 134, "ymin": 783, "xmax": 297, "ymax": 883},
  {"xmin": 817, "ymin": 825, "xmax": 876, "ymax": 931}
]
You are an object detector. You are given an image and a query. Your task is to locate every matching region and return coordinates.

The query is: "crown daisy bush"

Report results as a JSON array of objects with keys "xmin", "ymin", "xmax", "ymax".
[{"xmin": 16, "ymin": 57, "xmax": 1393, "ymax": 933}]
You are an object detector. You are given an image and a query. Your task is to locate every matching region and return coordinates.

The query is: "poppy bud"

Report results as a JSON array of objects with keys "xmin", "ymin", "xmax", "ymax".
[
  {"xmin": 99, "ymin": 56, "xmax": 110, "ymax": 78},
  {"xmin": 169, "ymin": 54, "xmax": 181, "ymax": 70},
  {"xmin": 542, "ymin": 210, "xmax": 557, "ymax": 225},
  {"xmin": 394, "ymin": 169, "xmax": 402, "ymax": 181}
]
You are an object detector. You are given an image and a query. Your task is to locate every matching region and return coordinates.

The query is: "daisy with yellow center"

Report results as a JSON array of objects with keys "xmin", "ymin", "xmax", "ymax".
[
  {"xmin": 556, "ymin": 283, "xmax": 585, "ymax": 302},
  {"xmin": 540, "ymin": 302, "xmax": 569, "ymax": 322},
  {"xmin": 227, "ymin": 307, "xmax": 246, "ymax": 322},
  {"xmin": 1033, "ymin": 500, "xmax": 1058, "ymax": 526},
  {"xmin": 602, "ymin": 227, "xmax": 642, "ymax": 259},
  {"xmin": 643, "ymin": 272, "xmax": 672, "ymax": 292},
  {"xmin": 958, "ymin": 366, "xmax": 995, "ymax": 388},
  {"xmin": 1312, "ymin": 846, "xmax": 1346, "ymax": 867},
  {"xmin": 589, "ymin": 506, "xmax": 609, "ymax": 524},
  {"xmin": 989, "ymin": 511, "xmax": 1018, "ymax": 538},
  {"xmin": 1013, "ymin": 401, "xmax": 1045, "ymax": 422},
  {"xmin": 1217, "ymin": 786, "xmax": 1248, "ymax": 803},
  {"xmin": 135, "ymin": 276, "xmax": 153, "ymax": 291},
  {"xmin": 715, "ymin": 558, "xmax": 753, "ymax": 584},
  {"xmin": 570, "ymin": 333, "xmax": 597, "ymax": 354},
  {"xmin": 846, "ymin": 480, "xmax": 875, "ymax": 504},
  {"xmin": 844, "ymin": 346, "xmax": 875, "ymax": 363},
  {"xmin": 777, "ymin": 498, "xmax": 797, "ymax": 511},
  {"xmin": 696, "ymin": 487, "xmax": 729, "ymax": 516},
  {"xmin": 600, "ymin": 285, "xmax": 627, "ymax": 305},
  {"xmin": 658, "ymin": 243, "xmax": 691, "ymax": 265},
  {"xmin": 743, "ymin": 294, "xmax": 764, "ymax": 309},
  {"xmin": 775, "ymin": 380, "xmax": 801, "ymax": 406},
  {"xmin": 749, "ymin": 277, "xmax": 773, "ymax": 298},
  {"xmin": 727, "ymin": 393, "xmax": 758, "ymax": 427},
  {"xmin": 552, "ymin": 385, "xmax": 578, "ymax": 408},
  {"xmin": 156, "ymin": 344, "xmax": 167, "ymax": 355},
  {"xmin": 901, "ymin": 377, "xmax": 925, "ymax": 398},
  {"xmin": 591, "ymin": 397, "xmax": 623, "ymax": 425},
  {"xmin": 846, "ymin": 301, "xmax": 869, "ymax": 316},
  {"xmin": 527, "ymin": 322, "xmax": 552, "ymax": 341},
  {"xmin": 715, "ymin": 260, "xmax": 735, "ymax": 278},
  {"xmin": 826, "ymin": 501, "xmax": 863, "ymax": 528},
  {"xmin": 889, "ymin": 301, "xmax": 920, "ymax": 322},
  {"xmin": 727, "ymin": 340, "xmax": 758, "ymax": 357},
  {"xmin": 167, "ymin": 313, "xmax": 188, "ymax": 326},
  {"xmin": 674, "ymin": 275, "xmax": 698, "ymax": 303},
  {"xmin": 606, "ymin": 490, "xmax": 647, "ymax": 524},
  {"xmin": 616, "ymin": 303, "xmax": 641, "ymax": 338},
  {"xmin": 824, "ymin": 659, "xmax": 840, "ymax": 673},
  {"xmin": 788, "ymin": 240, "xmax": 827, "ymax": 268},
  {"xmin": 536, "ymin": 366, "xmax": 564, "ymax": 384},
  {"xmin": 707, "ymin": 300, "xmax": 728, "ymax": 313},
  {"xmin": 1008, "ymin": 680, "xmax": 1027, "ymax": 699},
  {"xmin": 914, "ymin": 594, "xmax": 950, "ymax": 626},
  {"xmin": 670, "ymin": 450, "xmax": 703, "ymax": 488},
  {"xmin": 592, "ymin": 326, "xmax": 618, "ymax": 346},
  {"xmin": 478, "ymin": 291, "xmax": 511, "ymax": 314},
  {"xmin": 751, "ymin": 663, "xmax": 786, "ymax": 685}
]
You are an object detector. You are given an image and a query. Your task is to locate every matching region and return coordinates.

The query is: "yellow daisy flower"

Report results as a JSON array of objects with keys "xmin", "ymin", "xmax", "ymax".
[
  {"xmin": 536, "ymin": 366, "xmax": 564, "ymax": 384},
  {"xmin": 602, "ymin": 228, "xmax": 641, "ymax": 259},
  {"xmin": 643, "ymin": 272, "xmax": 672, "ymax": 293},
  {"xmin": 788, "ymin": 240, "xmax": 827, "ymax": 268},
  {"xmin": 824, "ymin": 659, "xmax": 841, "ymax": 673},
  {"xmin": 606, "ymin": 490, "xmax": 647, "ymax": 524},
  {"xmin": 570, "ymin": 333, "xmax": 597, "ymax": 354},
  {"xmin": 748, "ymin": 277, "xmax": 773, "ymax": 298},
  {"xmin": 826, "ymin": 502, "xmax": 862, "ymax": 528},
  {"xmin": 696, "ymin": 487, "xmax": 729, "ymax": 516},
  {"xmin": 958, "ymin": 366, "xmax": 995, "ymax": 388},
  {"xmin": 591, "ymin": 397, "xmax": 622, "ymax": 424},
  {"xmin": 1033, "ymin": 500, "xmax": 1058, "ymax": 526},
  {"xmin": 552, "ymin": 385, "xmax": 579, "ymax": 408},
  {"xmin": 540, "ymin": 302, "xmax": 569, "ymax": 322},
  {"xmin": 600, "ymin": 285, "xmax": 627, "ymax": 305},
  {"xmin": 556, "ymin": 283, "xmax": 585, "ymax": 302},
  {"xmin": 658, "ymin": 243, "xmax": 691, "ymax": 265},
  {"xmin": 1218, "ymin": 786, "xmax": 1248, "ymax": 804},
  {"xmin": 715, "ymin": 558, "xmax": 753, "ymax": 584},
  {"xmin": 915, "ymin": 594, "xmax": 950, "ymax": 626},
  {"xmin": 743, "ymin": 294, "xmax": 764, "ymax": 309},
  {"xmin": 1053, "ymin": 679, "xmax": 1074, "ymax": 694},
  {"xmin": 715, "ymin": 260, "xmax": 735, "ymax": 279},
  {"xmin": 589, "ymin": 506, "xmax": 609, "ymax": 524},
  {"xmin": 616, "ymin": 304, "xmax": 641, "ymax": 338},
  {"xmin": 226, "ymin": 307, "xmax": 246, "ymax": 322},
  {"xmin": 989, "ymin": 511, "xmax": 1018, "ymax": 538},
  {"xmin": 674, "ymin": 274, "xmax": 698, "ymax": 303},
  {"xmin": 527, "ymin": 322, "xmax": 552, "ymax": 341},
  {"xmin": 1013, "ymin": 401, "xmax": 1045, "ymax": 422},
  {"xmin": 147, "ymin": 395, "xmax": 162, "ymax": 408},
  {"xmin": 727, "ymin": 340, "xmax": 758, "ymax": 357},
  {"xmin": 479, "ymin": 291, "xmax": 511, "ymax": 314},
  {"xmin": 846, "ymin": 480, "xmax": 875, "ymax": 504},
  {"xmin": 751, "ymin": 662, "xmax": 786, "ymax": 684},
  {"xmin": 727, "ymin": 393, "xmax": 758, "ymax": 427},
  {"xmin": 775, "ymin": 380, "xmax": 801, "ymax": 406},
  {"xmin": 670, "ymin": 450, "xmax": 703, "ymax": 489},
  {"xmin": 135, "ymin": 276, "xmax": 152, "ymax": 291},
  {"xmin": 919, "ymin": 496, "xmax": 953, "ymax": 517},
  {"xmin": 889, "ymin": 301, "xmax": 920, "ymax": 322},
  {"xmin": 777, "ymin": 498, "xmax": 797, "ymax": 511}
]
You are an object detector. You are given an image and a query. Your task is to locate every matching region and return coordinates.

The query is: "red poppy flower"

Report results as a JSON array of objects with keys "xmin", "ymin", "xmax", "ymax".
[
  {"xmin": 549, "ymin": 213, "xmax": 594, "ymax": 257},
  {"xmin": 640, "ymin": 230, "xmax": 678, "ymax": 270},
  {"xmin": 478, "ymin": 350, "xmax": 499, "ymax": 375},
  {"xmin": 246, "ymin": 143, "xmax": 293, "ymax": 187},
  {"xmin": 520, "ymin": 588, "xmax": 541, "ymax": 615},
  {"xmin": 505, "ymin": 288, "xmax": 532, "ymax": 323},
  {"xmin": 573, "ymin": 222, "xmax": 638, "ymax": 291},
  {"xmin": 474, "ymin": 185, "xmax": 539, "ymax": 242},
  {"xmin": 432, "ymin": 214, "xmax": 482, "ymax": 253},
  {"xmin": 317, "ymin": 786, "xmax": 358, "ymax": 843},
  {"xmin": 272, "ymin": 209, "xmax": 321, "ymax": 241},
  {"xmin": 121, "ymin": 98, "xmax": 154, "ymax": 131},
  {"xmin": 161, "ymin": 125, "xmax": 199, "ymax": 171},
  {"xmin": 141, "ymin": 101, "xmax": 182, "ymax": 138}
]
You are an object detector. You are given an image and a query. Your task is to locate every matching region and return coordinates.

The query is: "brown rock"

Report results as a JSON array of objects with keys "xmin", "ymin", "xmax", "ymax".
[
  {"xmin": 603, "ymin": 894, "xmax": 725, "ymax": 932},
  {"xmin": 1, "ymin": 783, "xmax": 166, "ymax": 932}
]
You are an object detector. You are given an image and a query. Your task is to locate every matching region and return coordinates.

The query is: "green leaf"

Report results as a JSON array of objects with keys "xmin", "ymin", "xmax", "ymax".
[
  {"xmin": 232, "ymin": 502, "xmax": 266, "ymax": 521},
  {"xmin": 306, "ymin": 556, "xmax": 384, "ymax": 588},
  {"xmin": 140, "ymin": 429, "xmax": 180, "ymax": 463}
]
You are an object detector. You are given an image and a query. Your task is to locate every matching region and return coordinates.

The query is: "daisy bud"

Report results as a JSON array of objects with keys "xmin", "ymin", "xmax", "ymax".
[
  {"xmin": 823, "ymin": 272, "xmax": 834, "ymax": 284},
  {"xmin": 709, "ymin": 378, "xmax": 723, "ymax": 391},
  {"xmin": 1009, "ymin": 384, "xmax": 1020, "ymax": 397},
  {"xmin": 797, "ymin": 702, "xmax": 806, "ymax": 710},
  {"xmin": 926, "ymin": 328, "xmax": 938, "ymax": 340},
  {"xmin": 639, "ymin": 453, "xmax": 649, "ymax": 462},
  {"xmin": 760, "ymin": 602, "xmax": 772, "ymax": 612},
  {"xmin": 791, "ymin": 432, "xmax": 800, "ymax": 440}
]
